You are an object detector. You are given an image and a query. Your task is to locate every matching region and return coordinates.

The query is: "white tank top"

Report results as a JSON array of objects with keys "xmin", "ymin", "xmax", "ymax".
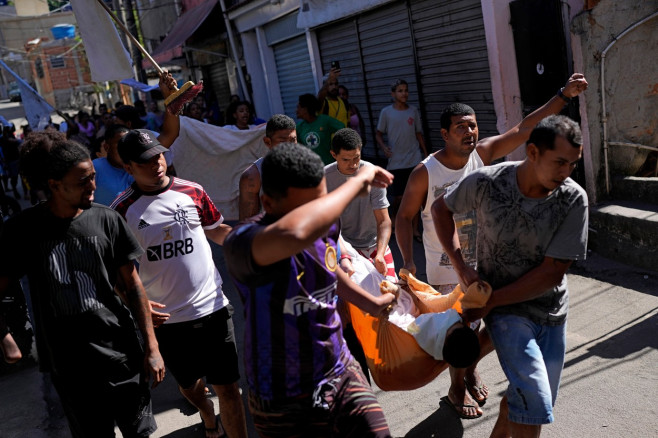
[{"xmin": 420, "ymin": 151, "xmax": 483, "ymax": 285}]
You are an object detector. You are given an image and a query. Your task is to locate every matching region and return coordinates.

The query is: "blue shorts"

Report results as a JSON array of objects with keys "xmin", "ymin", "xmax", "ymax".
[{"xmin": 486, "ymin": 313, "xmax": 566, "ymax": 425}]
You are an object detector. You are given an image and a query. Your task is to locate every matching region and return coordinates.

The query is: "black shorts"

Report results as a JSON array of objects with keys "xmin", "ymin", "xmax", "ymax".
[
  {"xmin": 52, "ymin": 370, "xmax": 156, "ymax": 438},
  {"xmin": 155, "ymin": 305, "xmax": 240, "ymax": 389},
  {"xmin": 389, "ymin": 167, "xmax": 415, "ymax": 197}
]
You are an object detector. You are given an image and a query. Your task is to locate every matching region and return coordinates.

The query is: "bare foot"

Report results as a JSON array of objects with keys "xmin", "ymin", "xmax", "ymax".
[
  {"xmin": 1, "ymin": 333, "xmax": 22, "ymax": 364},
  {"xmin": 465, "ymin": 370, "xmax": 489, "ymax": 406},
  {"xmin": 446, "ymin": 385, "xmax": 482, "ymax": 419}
]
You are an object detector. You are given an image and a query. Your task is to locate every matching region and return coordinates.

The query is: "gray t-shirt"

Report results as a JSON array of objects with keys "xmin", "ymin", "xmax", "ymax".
[
  {"xmin": 444, "ymin": 162, "xmax": 588, "ymax": 325},
  {"xmin": 325, "ymin": 160, "xmax": 389, "ymax": 250},
  {"xmin": 376, "ymin": 105, "xmax": 423, "ymax": 170}
]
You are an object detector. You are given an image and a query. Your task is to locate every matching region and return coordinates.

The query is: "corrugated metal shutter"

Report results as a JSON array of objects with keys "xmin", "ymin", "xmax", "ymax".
[
  {"xmin": 359, "ymin": 2, "xmax": 418, "ymax": 158},
  {"xmin": 317, "ymin": 2, "xmax": 417, "ymax": 160},
  {"xmin": 205, "ymin": 60, "xmax": 231, "ymax": 110},
  {"xmin": 315, "ymin": 20, "xmax": 369, "ymax": 151},
  {"xmin": 409, "ymin": 0, "xmax": 497, "ymax": 147},
  {"xmin": 272, "ymin": 36, "xmax": 316, "ymax": 119}
]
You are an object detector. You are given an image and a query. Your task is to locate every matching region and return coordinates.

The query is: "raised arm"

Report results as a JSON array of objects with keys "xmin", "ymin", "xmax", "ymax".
[
  {"xmin": 117, "ymin": 263, "xmax": 165, "ymax": 388},
  {"xmin": 252, "ymin": 165, "xmax": 393, "ymax": 267},
  {"xmin": 317, "ymin": 67, "xmax": 340, "ymax": 105},
  {"xmin": 477, "ymin": 73, "xmax": 588, "ymax": 165},
  {"xmin": 156, "ymin": 72, "xmax": 180, "ymax": 148},
  {"xmin": 238, "ymin": 164, "xmax": 262, "ymax": 220},
  {"xmin": 395, "ymin": 164, "xmax": 428, "ymax": 274}
]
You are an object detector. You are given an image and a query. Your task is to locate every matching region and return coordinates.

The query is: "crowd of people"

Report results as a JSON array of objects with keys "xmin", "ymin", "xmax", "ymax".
[{"xmin": 0, "ymin": 66, "xmax": 589, "ymax": 438}]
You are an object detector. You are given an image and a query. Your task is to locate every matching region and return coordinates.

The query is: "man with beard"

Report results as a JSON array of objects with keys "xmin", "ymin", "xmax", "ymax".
[
  {"xmin": 395, "ymin": 73, "xmax": 588, "ymax": 419},
  {"xmin": 0, "ymin": 137, "xmax": 164, "ymax": 437},
  {"xmin": 317, "ymin": 66, "xmax": 349, "ymax": 126},
  {"xmin": 432, "ymin": 115, "xmax": 588, "ymax": 437}
]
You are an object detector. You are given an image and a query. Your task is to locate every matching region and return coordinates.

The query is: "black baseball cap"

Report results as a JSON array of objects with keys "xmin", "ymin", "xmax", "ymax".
[{"xmin": 118, "ymin": 129, "xmax": 169, "ymax": 164}]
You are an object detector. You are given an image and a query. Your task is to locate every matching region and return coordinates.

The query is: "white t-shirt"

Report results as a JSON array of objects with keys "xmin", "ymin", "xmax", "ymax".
[
  {"xmin": 376, "ymin": 105, "xmax": 423, "ymax": 170},
  {"xmin": 421, "ymin": 151, "xmax": 483, "ymax": 285},
  {"xmin": 112, "ymin": 177, "xmax": 228, "ymax": 323}
]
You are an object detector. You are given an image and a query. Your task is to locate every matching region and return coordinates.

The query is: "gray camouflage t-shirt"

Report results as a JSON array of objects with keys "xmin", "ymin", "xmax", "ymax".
[{"xmin": 444, "ymin": 161, "xmax": 588, "ymax": 325}]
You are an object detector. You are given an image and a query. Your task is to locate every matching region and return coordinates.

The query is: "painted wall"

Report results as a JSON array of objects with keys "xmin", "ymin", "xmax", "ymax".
[
  {"xmin": 572, "ymin": 0, "xmax": 658, "ymax": 197},
  {"xmin": 15, "ymin": 0, "xmax": 49, "ymax": 16}
]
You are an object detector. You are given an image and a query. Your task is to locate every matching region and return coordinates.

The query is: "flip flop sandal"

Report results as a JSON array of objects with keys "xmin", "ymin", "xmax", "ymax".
[
  {"xmin": 199, "ymin": 414, "xmax": 227, "ymax": 438},
  {"xmin": 465, "ymin": 378, "xmax": 489, "ymax": 407},
  {"xmin": 441, "ymin": 396, "xmax": 482, "ymax": 420}
]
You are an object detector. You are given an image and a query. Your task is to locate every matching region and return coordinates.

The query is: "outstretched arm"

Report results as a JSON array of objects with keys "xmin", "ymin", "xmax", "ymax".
[
  {"xmin": 477, "ymin": 73, "xmax": 589, "ymax": 165},
  {"xmin": 252, "ymin": 166, "xmax": 393, "ymax": 267},
  {"xmin": 156, "ymin": 72, "xmax": 180, "ymax": 148}
]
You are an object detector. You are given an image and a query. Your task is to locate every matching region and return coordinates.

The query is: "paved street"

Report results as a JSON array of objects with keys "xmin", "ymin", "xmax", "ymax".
[
  {"xmin": 1, "ymin": 230, "xmax": 656, "ymax": 437},
  {"xmin": 1, "ymin": 99, "xmax": 657, "ymax": 437}
]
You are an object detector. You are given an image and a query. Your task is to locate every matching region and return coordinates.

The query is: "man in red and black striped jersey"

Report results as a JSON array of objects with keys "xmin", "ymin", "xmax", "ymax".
[{"xmin": 112, "ymin": 130, "xmax": 247, "ymax": 438}]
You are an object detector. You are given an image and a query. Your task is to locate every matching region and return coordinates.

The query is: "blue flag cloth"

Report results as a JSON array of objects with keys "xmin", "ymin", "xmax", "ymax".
[
  {"xmin": 0, "ymin": 60, "xmax": 54, "ymax": 130},
  {"xmin": 120, "ymin": 78, "xmax": 160, "ymax": 93}
]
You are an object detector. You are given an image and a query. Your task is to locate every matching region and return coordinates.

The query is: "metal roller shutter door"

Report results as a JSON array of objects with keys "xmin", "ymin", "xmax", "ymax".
[
  {"xmin": 317, "ymin": 1, "xmax": 418, "ymax": 159},
  {"xmin": 273, "ymin": 36, "xmax": 316, "ymax": 119},
  {"xmin": 316, "ymin": 20, "xmax": 372, "ymax": 154},
  {"xmin": 409, "ymin": 0, "xmax": 497, "ymax": 147},
  {"xmin": 205, "ymin": 61, "xmax": 232, "ymax": 110}
]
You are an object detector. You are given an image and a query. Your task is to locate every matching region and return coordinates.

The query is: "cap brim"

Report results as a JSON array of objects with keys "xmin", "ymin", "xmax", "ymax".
[{"xmin": 136, "ymin": 145, "xmax": 169, "ymax": 163}]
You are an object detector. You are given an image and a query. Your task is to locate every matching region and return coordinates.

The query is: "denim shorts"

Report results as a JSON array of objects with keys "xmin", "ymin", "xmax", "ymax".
[{"xmin": 486, "ymin": 313, "xmax": 566, "ymax": 425}]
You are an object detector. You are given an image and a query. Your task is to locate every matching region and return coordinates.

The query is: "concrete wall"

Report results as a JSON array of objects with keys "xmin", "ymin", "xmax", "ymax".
[
  {"xmin": 15, "ymin": 0, "xmax": 49, "ymax": 16},
  {"xmin": 572, "ymin": 1, "xmax": 658, "ymax": 198},
  {"xmin": 0, "ymin": 11, "xmax": 77, "ymax": 85},
  {"xmin": 29, "ymin": 39, "xmax": 94, "ymax": 108}
]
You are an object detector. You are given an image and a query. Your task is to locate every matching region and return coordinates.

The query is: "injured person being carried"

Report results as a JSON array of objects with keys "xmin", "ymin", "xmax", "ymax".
[{"xmin": 340, "ymin": 238, "xmax": 491, "ymax": 391}]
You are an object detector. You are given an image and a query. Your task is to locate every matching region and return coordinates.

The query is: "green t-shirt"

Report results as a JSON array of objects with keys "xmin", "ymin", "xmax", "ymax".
[{"xmin": 296, "ymin": 114, "xmax": 345, "ymax": 165}]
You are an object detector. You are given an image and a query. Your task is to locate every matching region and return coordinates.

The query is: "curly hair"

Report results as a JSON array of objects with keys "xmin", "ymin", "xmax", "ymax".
[
  {"xmin": 265, "ymin": 114, "xmax": 296, "ymax": 138},
  {"xmin": 440, "ymin": 103, "xmax": 475, "ymax": 131},
  {"xmin": 20, "ymin": 132, "xmax": 89, "ymax": 194},
  {"xmin": 261, "ymin": 142, "xmax": 324, "ymax": 199},
  {"xmin": 331, "ymin": 128, "xmax": 362, "ymax": 154}
]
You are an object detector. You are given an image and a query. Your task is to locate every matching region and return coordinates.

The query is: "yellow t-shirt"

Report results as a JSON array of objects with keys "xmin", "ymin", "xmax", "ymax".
[{"xmin": 322, "ymin": 97, "xmax": 348, "ymax": 126}]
